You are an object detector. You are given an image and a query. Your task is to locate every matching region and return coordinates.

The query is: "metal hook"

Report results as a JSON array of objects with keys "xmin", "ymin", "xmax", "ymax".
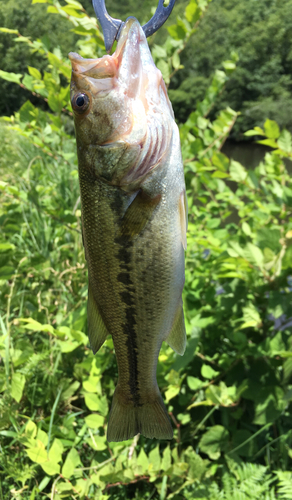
[{"xmin": 92, "ymin": 0, "xmax": 176, "ymax": 53}]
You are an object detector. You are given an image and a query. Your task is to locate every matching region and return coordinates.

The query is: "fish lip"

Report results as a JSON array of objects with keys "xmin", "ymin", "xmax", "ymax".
[
  {"xmin": 69, "ymin": 51, "xmax": 117, "ymax": 80},
  {"xmin": 114, "ymin": 17, "xmax": 142, "ymax": 57},
  {"xmin": 68, "ymin": 18, "xmax": 144, "ymax": 81}
]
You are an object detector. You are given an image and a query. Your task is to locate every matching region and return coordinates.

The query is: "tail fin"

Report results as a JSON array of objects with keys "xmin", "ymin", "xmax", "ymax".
[{"xmin": 107, "ymin": 389, "xmax": 173, "ymax": 442}]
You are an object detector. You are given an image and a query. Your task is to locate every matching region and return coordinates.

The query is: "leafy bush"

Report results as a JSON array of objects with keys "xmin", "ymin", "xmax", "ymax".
[
  {"xmin": 0, "ymin": 0, "xmax": 292, "ymax": 498},
  {"xmin": 169, "ymin": 0, "xmax": 292, "ymax": 137}
]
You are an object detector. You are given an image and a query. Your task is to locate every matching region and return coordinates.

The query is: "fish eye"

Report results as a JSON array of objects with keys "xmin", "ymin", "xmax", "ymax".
[{"xmin": 72, "ymin": 92, "xmax": 90, "ymax": 114}]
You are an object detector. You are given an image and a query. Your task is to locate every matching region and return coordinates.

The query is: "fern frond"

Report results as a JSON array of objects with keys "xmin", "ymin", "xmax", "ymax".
[
  {"xmin": 262, "ymin": 487, "xmax": 277, "ymax": 500},
  {"xmin": 236, "ymin": 462, "xmax": 268, "ymax": 484},
  {"xmin": 276, "ymin": 471, "xmax": 292, "ymax": 499}
]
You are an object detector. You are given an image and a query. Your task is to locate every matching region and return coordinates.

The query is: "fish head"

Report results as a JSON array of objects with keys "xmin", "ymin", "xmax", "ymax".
[{"xmin": 69, "ymin": 18, "xmax": 174, "ymax": 185}]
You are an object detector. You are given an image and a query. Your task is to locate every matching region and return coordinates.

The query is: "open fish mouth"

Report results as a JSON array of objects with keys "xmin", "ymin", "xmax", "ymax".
[{"xmin": 69, "ymin": 18, "xmax": 148, "ymax": 98}]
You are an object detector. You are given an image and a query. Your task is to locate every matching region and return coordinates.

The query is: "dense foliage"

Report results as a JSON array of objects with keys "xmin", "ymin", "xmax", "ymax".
[
  {"xmin": 0, "ymin": 0, "xmax": 292, "ymax": 498},
  {"xmin": 170, "ymin": 0, "xmax": 292, "ymax": 136}
]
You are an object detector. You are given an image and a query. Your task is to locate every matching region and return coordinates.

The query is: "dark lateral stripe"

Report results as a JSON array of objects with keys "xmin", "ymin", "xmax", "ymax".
[{"xmin": 114, "ymin": 229, "xmax": 141, "ymax": 406}]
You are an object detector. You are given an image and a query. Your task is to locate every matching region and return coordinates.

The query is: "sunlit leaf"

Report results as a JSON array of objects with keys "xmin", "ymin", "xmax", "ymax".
[
  {"xmin": 0, "ymin": 70, "xmax": 22, "ymax": 84},
  {"xmin": 11, "ymin": 372, "xmax": 25, "ymax": 403}
]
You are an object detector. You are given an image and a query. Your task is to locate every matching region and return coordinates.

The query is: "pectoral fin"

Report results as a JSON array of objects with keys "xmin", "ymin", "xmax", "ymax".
[
  {"xmin": 165, "ymin": 304, "xmax": 186, "ymax": 356},
  {"xmin": 120, "ymin": 190, "xmax": 161, "ymax": 239},
  {"xmin": 87, "ymin": 285, "xmax": 109, "ymax": 353}
]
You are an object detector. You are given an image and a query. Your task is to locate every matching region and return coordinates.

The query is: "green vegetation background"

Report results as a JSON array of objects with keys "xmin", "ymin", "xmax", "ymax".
[{"xmin": 0, "ymin": 0, "xmax": 292, "ymax": 498}]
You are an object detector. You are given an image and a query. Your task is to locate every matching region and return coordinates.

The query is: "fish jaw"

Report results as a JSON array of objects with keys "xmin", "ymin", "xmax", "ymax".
[{"xmin": 69, "ymin": 18, "xmax": 174, "ymax": 187}]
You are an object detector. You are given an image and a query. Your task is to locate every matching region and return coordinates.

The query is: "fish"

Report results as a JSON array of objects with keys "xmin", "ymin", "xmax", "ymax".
[{"xmin": 69, "ymin": 17, "xmax": 187, "ymax": 442}]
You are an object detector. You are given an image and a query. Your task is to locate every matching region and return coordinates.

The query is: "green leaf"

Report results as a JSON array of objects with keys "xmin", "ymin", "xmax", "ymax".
[
  {"xmin": 167, "ymin": 23, "xmax": 186, "ymax": 41},
  {"xmin": 156, "ymin": 60, "xmax": 170, "ymax": 84},
  {"xmin": 244, "ymin": 129, "xmax": 262, "ymax": 137},
  {"xmin": 201, "ymin": 364, "xmax": 219, "ymax": 380},
  {"xmin": 85, "ymin": 414, "xmax": 104, "ymax": 428},
  {"xmin": 206, "ymin": 382, "xmax": 236, "ymax": 406},
  {"xmin": 62, "ymin": 6, "xmax": 84, "ymax": 17},
  {"xmin": 253, "ymin": 391, "xmax": 284, "ymax": 425},
  {"xmin": 242, "ymin": 222, "xmax": 251, "ymax": 236},
  {"xmin": 47, "ymin": 6, "xmax": 59, "ymax": 13},
  {"xmin": 187, "ymin": 376, "xmax": 204, "ymax": 391},
  {"xmin": 48, "ymin": 439, "xmax": 63, "ymax": 463},
  {"xmin": 165, "ymin": 385, "xmax": 180, "ymax": 402},
  {"xmin": 283, "ymin": 359, "xmax": 292, "ymax": 384},
  {"xmin": 0, "ymin": 266, "xmax": 15, "ymax": 279},
  {"xmin": 11, "ymin": 372, "xmax": 25, "ymax": 402},
  {"xmin": 0, "ymin": 243, "xmax": 15, "ymax": 252},
  {"xmin": 26, "ymin": 446, "xmax": 48, "ymax": 464},
  {"xmin": 83, "ymin": 376, "xmax": 100, "ymax": 393},
  {"xmin": 137, "ymin": 448, "xmax": 149, "ymax": 472},
  {"xmin": 185, "ymin": 447, "xmax": 207, "ymax": 480},
  {"xmin": 96, "ymin": 395, "xmax": 108, "ymax": 416},
  {"xmin": 19, "ymin": 101, "xmax": 35, "ymax": 123},
  {"xmin": 84, "ymin": 393, "xmax": 99, "ymax": 411},
  {"xmin": 240, "ymin": 302, "xmax": 261, "ymax": 329},
  {"xmin": 245, "ymin": 242, "xmax": 264, "ymax": 267},
  {"xmin": 277, "ymin": 129, "xmax": 292, "ymax": 153},
  {"xmin": 149, "ymin": 446, "xmax": 161, "ymax": 472},
  {"xmin": 199, "ymin": 425, "xmax": 229, "ymax": 460},
  {"xmin": 48, "ymin": 93, "xmax": 63, "ymax": 113},
  {"xmin": 222, "ymin": 60, "xmax": 236, "ymax": 71},
  {"xmin": 172, "ymin": 51, "xmax": 180, "ymax": 70},
  {"xmin": 62, "ymin": 448, "xmax": 81, "ymax": 479},
  {"xmin": 161, "ymin": 446, "xmax": 171, "ymax": 471},
  {"xmin": 264, "ymin": 119, "xmax": 280, "ymax": 139},
  {"xmin": 86, "ymin": 434, "xmax": 107, "ymax": 451},
  {"xmin": 185, "ymin": 0, "xmax": 200, "ymax": 24},
  {"xmin": 37, "ymin": 429, "xmax": 48, "ymax": 447},
  {"xmin": 258, "ymin": 138, "xmax": 278, "ymax": 148},
  {"xmin": 25, "ymin": 420, "xmax": 37, "ymax": 439},
  {"xmin": 65, "ymin": 0, "xmax": 84, "ymax": 9},
  {"xmin": 0, "ymin": 70, "xmax": 22, "ymax": 84},
  {"xmin": 84, "ymin": 393, "xmax": 108, "ymax": 415},
  {"xmin": 21, "ymin": 318, "xmax": 54, "ymax": 334},
  {"xmin": 212, "ymin": 170, "xmax": 229, "ymax": 178},
  {"xmin": 61, "ymin": 381, "xmax": 80, "ymax": 401},
  {"xmin": 28, "ymin": 66, "xmax": 42, "ymax": 80},
  {"xmin": 229, "ymin": 160, "xmax": 246, "ymax": 182},
  {"xmin": 0, "ymin": 28, "xmax": 19, "ymax": 34},
  {"xmin": 254, "ymin": 126, "xmax": 265, "ymax": 134},
  {"xmin": 152, "ymin": 45, "xmax": 167, "ymax": 59},
  {"xmin": 41, "ymin": 461, "xmax": 61, "ymax": 476},
  {"xmin": 257, "ymin": 228, "xmax": 281, "ymax": 253},
  {"xmin": 22, "ymin": 74, "xmax": 34, "ymax": 91},
  {"xmin": 212, "ymin": 152, "xmax": 229, "ymax": 171}
]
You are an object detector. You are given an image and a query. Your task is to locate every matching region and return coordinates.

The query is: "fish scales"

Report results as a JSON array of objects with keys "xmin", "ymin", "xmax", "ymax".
[{"xmin": 70, "ymin": 17, "xmax": 187, "ymax": 442}]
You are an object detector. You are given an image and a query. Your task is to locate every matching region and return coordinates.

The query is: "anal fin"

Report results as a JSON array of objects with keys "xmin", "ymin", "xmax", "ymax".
[
  {"xmin": 87, "ymin": 285, "xmax": 109, "ymax": 354},
  {"xmin": 165, "ymin": 304, "xmax": 186, "ymax": 356}
]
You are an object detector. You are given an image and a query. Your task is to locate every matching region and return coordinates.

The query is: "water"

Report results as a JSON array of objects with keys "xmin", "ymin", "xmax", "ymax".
[
  {"xmin": 222, "ymin": 140, "xmax": 270, "ymax": 169},
  {"xmin": 222, "ymin": 140, "xmax": 292, "ymax": 174}
]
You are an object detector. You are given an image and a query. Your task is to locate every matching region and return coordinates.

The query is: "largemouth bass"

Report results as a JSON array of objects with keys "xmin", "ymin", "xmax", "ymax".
[{"xmin": 69, "ymin": 17, "xmax": 187, "ymax": 442}]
